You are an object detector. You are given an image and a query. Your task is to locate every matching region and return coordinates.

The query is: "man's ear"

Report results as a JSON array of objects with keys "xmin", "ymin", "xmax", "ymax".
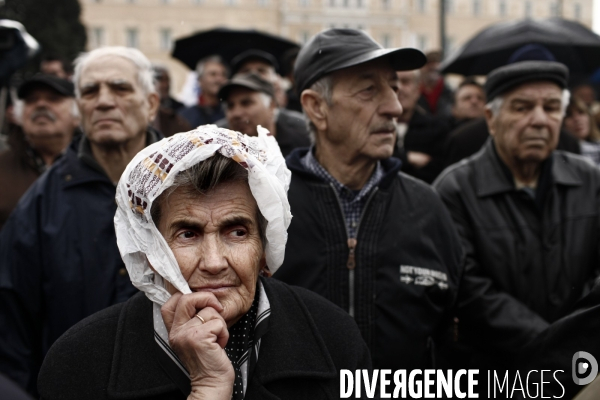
[
  {"xmin": 147, "ymin": 92, "xmax": 160, "ymax": 122},
  {"xmin": 484, "ymin": 107, "xmax": 495, "ymax": 137},
  {"xmin": 301, "ymin": 89, "xmax": 328, "ymax": 133}
]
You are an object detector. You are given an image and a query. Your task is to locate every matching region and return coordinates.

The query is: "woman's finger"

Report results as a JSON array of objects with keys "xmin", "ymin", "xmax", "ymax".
[
  {"xmin": 193, "ymin": 307, "xmax": 229, "ymax": 349},
  {"xmin": 166, "ymin": 292, "xmax": 224, "ymax": 332}
]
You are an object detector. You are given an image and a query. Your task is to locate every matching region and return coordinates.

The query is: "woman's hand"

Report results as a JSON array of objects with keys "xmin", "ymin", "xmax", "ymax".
[{"xmin": 161, "ymin": 292, "xmax": 235, "ymax": 400}]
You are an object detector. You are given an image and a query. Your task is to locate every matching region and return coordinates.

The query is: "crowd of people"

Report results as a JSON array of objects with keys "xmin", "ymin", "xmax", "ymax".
[{"xmin": 0, "ymin": 26, "xmax": 600, "ymax": 399}]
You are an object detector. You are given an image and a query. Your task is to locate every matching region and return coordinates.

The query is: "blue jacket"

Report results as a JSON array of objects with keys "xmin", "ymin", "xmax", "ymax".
[{"xmin": 0, "ymin": 136, "xmax": 152, "ymax": 394}]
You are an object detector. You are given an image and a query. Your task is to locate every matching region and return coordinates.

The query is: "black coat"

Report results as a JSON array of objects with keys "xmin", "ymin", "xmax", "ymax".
[
  {"xmin": 434, "ymin": 139, "xmax": 600, "ymax": 350},
  {"xmin": 394, "ymin": 108, "xmax": 451, "ymax": 184},
  {"xmin": 518, "ymin": 280, "xmax": 600, "ymax": 398},
  {"xmin": 38, "ymin": 278, "xmax": 371, "ymax": 400},
  {"xmin": 0, "ymin": 134, "xmax": 162, "ymax": 394},
  {"xmin": 275, "ymin": 149, "xmax": 463, "ymax": 371}
]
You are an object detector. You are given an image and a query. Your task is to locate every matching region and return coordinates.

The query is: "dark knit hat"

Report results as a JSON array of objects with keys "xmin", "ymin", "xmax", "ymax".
[{"xmin": 485, "ymin": 61, "xmax": 568, "ymax": 101}]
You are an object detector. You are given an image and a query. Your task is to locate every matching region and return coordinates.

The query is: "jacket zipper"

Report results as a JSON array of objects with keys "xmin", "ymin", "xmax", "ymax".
[{"xmin": 329, "ymin": 183, "xmax": 379, "ymax": 318}]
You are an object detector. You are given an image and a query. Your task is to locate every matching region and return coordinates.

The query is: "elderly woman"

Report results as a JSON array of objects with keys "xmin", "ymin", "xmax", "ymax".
[
  {"xmin": 37, "ymin": 126, "xmax": 370, "ymax": 399},
  {"xmin": 563, "ymin": 96, "xmax": 600, "ymax": 166}
]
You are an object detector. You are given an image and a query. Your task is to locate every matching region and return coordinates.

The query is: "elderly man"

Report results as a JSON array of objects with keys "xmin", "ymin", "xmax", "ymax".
[
  {"xmin": 434, "ymin": 61, "xmax": 600, "ymax": 358},
  {"xmin": 0, "ymin": 74, "xmax": 79, "ymax": 229},
  {"xmin": 0, "ymin": 46, "xmax": 160, "ymax": 394},
  {"xmin": 274, "ymin": 29, "xmax": 464, "ymax": 370},
  {"xmin": 224, "ymin": 50, "xmax": 309, "ymax": 141},
  {"xmin": 179, "ymin": 55, "xmax": 228, "ymax": 128},
  {"xmin": 37, "ymin": 126, "xmax": 370, "ymax": 399},
  {"xmin": 217, "ymin": 73, "xmax": 309, "ymax": 157},
  {"xmin": 394, "ymin": 69, "xmax": 449, "ymax": 183}
]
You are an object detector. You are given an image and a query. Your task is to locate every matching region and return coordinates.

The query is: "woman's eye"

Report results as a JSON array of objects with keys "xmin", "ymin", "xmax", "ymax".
[
  {"xmin": 232, "ymin": 229, "xmax": 247, "ymax": 237},
  {"xmin": 178, "ymin": 231, "xmax": 195, "ymax": 239}
]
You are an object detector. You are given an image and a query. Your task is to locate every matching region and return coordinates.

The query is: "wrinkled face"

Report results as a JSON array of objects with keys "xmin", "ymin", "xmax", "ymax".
[
  {"xmin": 21, "ymin": 87, "xmax": 79, "ymax": 156},
  {"xmin": 78, "ymin": 55, "xmax": 158, "ymax": 147},
  {"xmin": 199, "ymin": 61, "xmax": 228, "ymax": 97},
  {"xmin": 396, "ymin": 70, "xmax": 420, "ymax": 113},
  {"xmin": 487, "ymin": 81, "xmax": 563, "ymax": 165},
  {"xmin": 453, "ymin": 84, "xmax": 486, "ymax": 120},
  {"xmin": 564, "ymin": 107, "xmax": 590, "ymax": 140},
  {"xmin": 238, "ymin": 60, "xmax": 277, "ymax": 83},
  {"xmin": 323, "ymin": 59, "xmax": 402, "ymax": 161},
  {"xmin": 225, "ymin": 88, "xmax": 274, "ymax": 136},
  {"xmin": 157, "ymin": 181, "xmax": 265, "ymax": 326}
]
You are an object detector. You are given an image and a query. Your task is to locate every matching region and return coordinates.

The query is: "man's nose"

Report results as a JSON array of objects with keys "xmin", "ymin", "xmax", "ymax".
[
  {"xmin": 530, "ymin": 105, "xmax": 549, "ymax": 126},
  {"xmin": 96, "ymin": 85, "xmax": 116, "ymax": 109},
  {"xmin": 199, "ymin": 235, "xmax": 228, "ymax": 275},
  {"xmin": 381, "ymin": 87, "xmax": 403, "ymax": 119},
  {"xmin": 227, "ymin": 104, "xmax": 243, "ymax": 120}
]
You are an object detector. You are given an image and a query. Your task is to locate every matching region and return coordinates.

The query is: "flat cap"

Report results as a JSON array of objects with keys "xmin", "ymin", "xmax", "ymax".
[
  {"xmin": 230, "ymin": 49, "xmax": 279, "ymax": 76},
  {"xmin": 18, "ymin": 74, "xmax": 75, "ymax": 99},
  {"xmin": 294, "ymin": 29, "xmax": 426, "ymax": 94},
  {"xmin": 485, "ymin": 60, "xmax": 568, "ymax": 101},
  {"xmin": 218, "ymin": 73, "xmax": 275, "ymax": 101}
]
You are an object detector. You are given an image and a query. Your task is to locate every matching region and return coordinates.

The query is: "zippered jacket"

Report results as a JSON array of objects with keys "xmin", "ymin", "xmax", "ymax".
[{"xmin": 275, "ymin": 148, "xmax": 463, "ymax": 370}]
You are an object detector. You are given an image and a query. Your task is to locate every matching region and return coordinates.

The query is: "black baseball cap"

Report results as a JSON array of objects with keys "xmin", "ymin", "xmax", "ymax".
[
  {"xmin": 485, "ymin": 61, "xmax": 568, "ymax": 102},
  {"xmin": 294, "ymin": 29, "xmax": 426, "ymax": 94},
  {"xmin": 18, "ymin": 74, "xmax": 75, "ymax": 99},
  {"xmin": 218, "ymin": 73, "xmax": 275, "ymax": 101},
  {"xmin": 230, "ymin": 49, "xmax": 279, "ymax": 76}
]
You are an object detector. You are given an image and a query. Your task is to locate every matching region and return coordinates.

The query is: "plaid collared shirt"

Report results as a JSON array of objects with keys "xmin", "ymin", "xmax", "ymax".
[{"xmin": 301, "ymin": 148, "xmax": 384, "ymax": 238}]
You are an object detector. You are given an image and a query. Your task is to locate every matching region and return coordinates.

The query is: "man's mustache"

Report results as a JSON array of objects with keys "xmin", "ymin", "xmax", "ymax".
[{"xmin": 30, "ymin": 108, "xmax": 57, "ymax": 122}]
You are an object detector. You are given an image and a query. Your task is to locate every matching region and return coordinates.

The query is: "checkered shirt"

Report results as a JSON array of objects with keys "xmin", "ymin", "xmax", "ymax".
[{"xmin": 301, "ymin": 148, "xmax": 384, "ymax": 238}]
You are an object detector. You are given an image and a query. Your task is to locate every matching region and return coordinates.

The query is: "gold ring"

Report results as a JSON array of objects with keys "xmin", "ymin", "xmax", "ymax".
[{"xmin": 195, "ymin": 314, "xmax": 205, "ymax": 324}]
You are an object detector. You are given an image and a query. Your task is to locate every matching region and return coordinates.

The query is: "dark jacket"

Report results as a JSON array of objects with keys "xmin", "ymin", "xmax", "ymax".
[
  {"xmin": 517, "ymin": 279, "xmax": 600, "ymax": 399},
  {"xmin": 394, "ymin": 107, "xmax": 451, "ymax": 184},
  {"xmin": 434, "ymin": 139, "xmax": 600, "ymax": 348},
  {"xmin": 38, "ymin": 278, "xmax": 371, "ymax": 400},
  {"xmin": 443, "ymin": 117, "xmax": 581, "ymax": 167},
  {"xmin": 275, "ymin": 149, "xmax": 463, "ymax": 371},
  {"xmin": 0, "ymin": 132, "xmax": 159, "ymax": 394},
  {"xmin": 178, "ymin": 103, "xmax": 224, "ymax": 128},
  {"xmin": 217, "ymin": 108, "xmax": 311, "ymax": 158},
  {"xmin": 0, "ymin": 128, "xmax": 41, "ymax": 230}
]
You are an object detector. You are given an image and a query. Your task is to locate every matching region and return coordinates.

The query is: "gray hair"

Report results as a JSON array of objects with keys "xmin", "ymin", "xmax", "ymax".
[
  {"xmin": 196, "ymin": 55, "xmax": 229, "ymax": 78},
  {"xmin": 150, "ymin": 153, "xmax": 267, "ymax": 247},
  {"xmin": 486, "ymin": 88, "xmax": 571, "ymax": 117},
  {"xmin": 73, "ymin": 46, "xmax": 157, "ymax": 98},
  {"xmin": 13, "ymin": 97, "xmax": 80, "ymax": 125},
  {"xmin": 305, "ymin": 74, "xmax": 334, "ymax": 143}
]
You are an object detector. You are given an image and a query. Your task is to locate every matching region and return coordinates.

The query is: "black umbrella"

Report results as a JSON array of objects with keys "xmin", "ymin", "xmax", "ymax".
[
  {"xmin": 172, "ymin": 27, "xmax": 300, "ymax": 71},
  {"xmin": 440, "ymin": 18, "xmax": 600, "ymax": 76}
]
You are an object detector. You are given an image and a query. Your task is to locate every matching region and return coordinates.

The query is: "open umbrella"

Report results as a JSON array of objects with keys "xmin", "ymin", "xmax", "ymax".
[
  {"xmin": 172, "ymin": 27, "xmax": 300, "ymax": 71},
  {"xmin": 440, "ymin": 18, "xmax": 600, "ymax": 76}
]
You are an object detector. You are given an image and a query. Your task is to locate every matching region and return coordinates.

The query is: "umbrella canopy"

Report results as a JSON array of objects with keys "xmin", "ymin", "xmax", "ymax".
[
  {"xmin": 440, "ymin": 18, "xmax": 600, "ymax": 76},
  {"xmin": 172, "ymin": 27, "xmax": 300, "ymax": 71}
]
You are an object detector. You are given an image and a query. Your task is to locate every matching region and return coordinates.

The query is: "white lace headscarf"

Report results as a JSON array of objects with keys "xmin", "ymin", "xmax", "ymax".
[{"xmin": 114, "ymin": 125, "xmax": 292, "ymax": 305}]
